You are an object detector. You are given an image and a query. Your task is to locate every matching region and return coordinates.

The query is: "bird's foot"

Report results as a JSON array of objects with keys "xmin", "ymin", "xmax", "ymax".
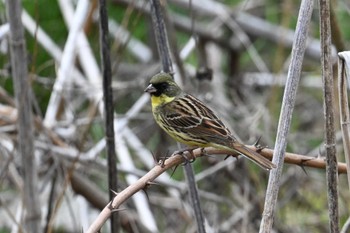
[
  {"xmin": 224, "ymin": 154, "xmax": 239, "ymax": 160},
  {"xmin": 171, "ymin": 147, "xmax": 197, "ymax": 164}
]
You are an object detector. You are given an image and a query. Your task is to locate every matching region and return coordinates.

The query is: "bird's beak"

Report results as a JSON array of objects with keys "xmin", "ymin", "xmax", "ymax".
[{"xmin": 144, "ymin": 84, "xmax": 157, "ymax": 93}]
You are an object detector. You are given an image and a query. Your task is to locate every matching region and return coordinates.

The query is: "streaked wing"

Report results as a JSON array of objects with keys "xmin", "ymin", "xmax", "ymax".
[{"xmin": 161, "ymin": 94, "xmax": 234, "ymax": 145}]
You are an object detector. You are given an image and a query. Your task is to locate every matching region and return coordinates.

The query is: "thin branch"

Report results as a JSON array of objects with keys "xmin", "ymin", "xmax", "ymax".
[
  {"xmin": 85, "ymin": 145, "xmax": 348, "ymax": 232},
  {"xmin": 98, "ymin": 0, "xmax": 119, "ymax": 231},
  {"xmin": 319, "ymin": 0, "xmax": 339, "ymax": 231},
  {"xmin": 259, "ymin": 0, "xmax": 314, "ymax": 232},
  {"xmin": 183, "ymin": 161, "xmax": 207, "ymax": 233},
  {"xmin": 338, "ymin": 51, "xmax": 350, "ymax": 189},
  {"xmin": 5, "ymin": 0, "xmax": 41, "ymax": 232},
  {"xmin": 149, "ymin": 0, "xmax": 173, "ymax": 73},
  {"xmin": 340, "ymin": 215, "xmax": 350, "ymax": 233},
  {"xmin": 245, "ymin": 146, "xmax": 347, "ymax": 174},
  {"xmin": 115, "ymin": 135, "xmax": 158, "ymax": 232},
  {"xmin": 43, "ymin": 0, "xmax": 90, "ymax": 128},
  {"xmin": 58, "ymin": 0, "xmax": 103, "ymax": 95}
]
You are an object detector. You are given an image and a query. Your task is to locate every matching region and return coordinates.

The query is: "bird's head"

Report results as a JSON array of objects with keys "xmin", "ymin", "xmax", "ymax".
[{"xmin": 144, "ymin": 73, "xmax": 182, "ymax": 97}]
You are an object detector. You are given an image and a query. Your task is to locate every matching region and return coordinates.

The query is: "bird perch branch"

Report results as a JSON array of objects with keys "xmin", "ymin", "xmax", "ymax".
[{"xmin": 86, "ymin": 146, "xmax": 347, "ymax": 232}]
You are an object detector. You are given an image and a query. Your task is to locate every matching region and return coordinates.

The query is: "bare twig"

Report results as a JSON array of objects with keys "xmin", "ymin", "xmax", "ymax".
[
  {"xmin": 183, "ymin": 161, "xmax": 207, "ymax": 233},
  {"xmin": 86, "ymin": 147, "xmax": 207, "ymax": 233},
  {"xmin": 6, "ymin": 0, "xmax": 41, "ymax": 232},
  {"xmin": 170, "ymin": 0, "xmax": 337, "ymax": 62},
  {"xmin": 98, "ymin": 0, "xmax": 119, "ymax": 231},
  {"xmin": 259, "ymin": 0, "xmax": 314, "ymax": 232},
  {"xmin": 85, "ymin": 145, "xmax": 348, "ymax": 232},
  {"xmin": 319, "ymin": 0, "xmax": 339, "ymax": 231},
  {"xmin": 245, "ymin": 146, "xmax": 347, "ymax": 174},
  {"xmin": 58, "ymin": 0, "xmax": 102, "ymax": 96},
  {"xmin": 338, "ymin": 51, "xmax": 350, "ymax": 189},
  {"xmin": 150, "ymin": 0, "xmax": 173, "ymax": 73},
  {"xmin": 116, "ymin": 135, "xmax": 158, "ymax": 232},
  {"xmin": 340, "ymin": 215, "xmax": 350, "ymax": 233},
  {"xmin": 43, "ymin": 0, "xmax": 90, "ymax": 128}
]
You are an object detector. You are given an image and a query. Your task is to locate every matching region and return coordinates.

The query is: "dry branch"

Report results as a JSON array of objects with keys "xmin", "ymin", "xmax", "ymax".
[
  {"xmin": 245, "ymin": 146, "xmax": 347, "ymax": 174},
  {"xmin": 319, "ymin": 0, "xmax": 339, "ymax": 231},
  {"xmin": 117, "ymin": 0, "xmax": 336, "ymax": 62},
  {"xmin": 259, "ymin": 0, "xmax": 314, "ymax": 232},
  {"xmin": 338, "ymin": 51, "xmax": 350, "ymax": 189},
  {"xmin": 98, "ymin": 0, "xmax": 119, "ymax": 231},
  {"xmin": 86, "ymin": 145, "xmax": 348, "ymax": 232},
  {"xmin": 43, "ymin": 0, "xmax": 90, "ymax": 128},
  {"xmin": 6, "ymin": 0, "xmax": 41, "ymax": 231}
]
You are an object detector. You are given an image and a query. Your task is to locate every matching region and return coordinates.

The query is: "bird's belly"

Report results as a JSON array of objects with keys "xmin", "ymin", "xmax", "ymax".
[
  {"xmin": 166, "ymin": 131, "xmax": 209, "ymax": 147},
  {"xmin": 154, "ymin": 113, "xmax": 209, "ymax": 147}
]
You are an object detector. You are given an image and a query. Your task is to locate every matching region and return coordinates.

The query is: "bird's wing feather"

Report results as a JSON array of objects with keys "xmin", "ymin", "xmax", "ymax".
[{"xmin": 161, "ymin": 94, "xmax": 234, "ymax": 145}]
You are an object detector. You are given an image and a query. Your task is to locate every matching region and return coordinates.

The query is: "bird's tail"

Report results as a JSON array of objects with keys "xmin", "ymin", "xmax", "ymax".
[{"xmin": 229, "ymin": 143, "xmax": 276, "ymax": 170}]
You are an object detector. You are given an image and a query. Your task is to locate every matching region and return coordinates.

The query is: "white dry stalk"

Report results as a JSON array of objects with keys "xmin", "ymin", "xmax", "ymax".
[
  {"xmin": 22, "ymin": 11, "xmax": 158, "ymax": 230},
  {"xmin": 108, "ymin": 20, "xmax": 152, "ymax": 63},
  {"xmin": 21, "ymin": 11, "xmax": 62, "ymax": 63},
  {"xmin": 43, "ymin": 0, "xmax": 90, "ymax": 128},
  {"xmin": 10, "ymin": 202, "xmax": 24, "ymax": 233},
  {"xmin": 77, "ymin": 195, "xmax": 90, "ymax": 231},
  {"xmin": 235, "ymin": 12, "xmax": 337, "ymax": 63},
  {"xmin": 195, "ymin": 159, "xmax": 235, "ymax": 182},
  {"xmin": 115, "ymin": 135, "xmax": 158, "ymax": 232},
  {"xmin": 338, "ymin": 52, "xmax": 350, "ymax": 90},
  {"xmin": 176, "ymin": 0, "xmax": 270, "ymax": 72},
  {"xmin": 242, "ymin": 72, "xmax": 323, "ymax": 88},
  {"xmin": 21, "ymin": 9, "xmax": 88, "ymax": 87},
  {"xmin": 0, "ymin": 23, "xmax": 9, "ymax": 40},
  {"xmin": 206, "ymin": 43, "xmax": 234, "ymax": 110},
  {"xmin": 122, "ymin": 126, "xmax": 186, "ymax": 191},
  {"xmin": 58, "ymin": 0, "xmax": 103, "ymax": 104},
  {"xmin": 338, "ymin": 51, "xmax": 350, "ymax": 189},
  {"xmin": 259, "ymin": 0, "xmax": 314, "ymax": 231},
  {"xmin": 172, "ymin": 0, "xmax": 337, "ymax": 62},
  {"xmin": 115, "ymin": 93, "xmax": 150, "ymax": 133},
  {"xmin": 221, "ymin": 14, "xmax": 269, "ymax": 73}
]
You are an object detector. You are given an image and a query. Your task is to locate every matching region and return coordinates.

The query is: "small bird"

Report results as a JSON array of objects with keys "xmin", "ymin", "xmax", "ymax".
[{"xmin": 145, "ymin": 72, "xmax": 275, "ymax": 170}]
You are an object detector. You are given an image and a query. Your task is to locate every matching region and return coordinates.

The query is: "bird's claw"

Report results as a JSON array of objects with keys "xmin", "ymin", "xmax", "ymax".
[
  {"xmin": 172, "ymin": 147, "xmax": 197, "ymax": 165},
  {"xmin": 224, "ymin": 154, "xmax": 239, "ymax": 160}
]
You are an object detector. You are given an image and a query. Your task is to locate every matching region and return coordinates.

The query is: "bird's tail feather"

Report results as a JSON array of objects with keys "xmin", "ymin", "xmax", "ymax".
[{"xmin": 229, "ymin": 143, "xmax": 276, "ymax": 170}]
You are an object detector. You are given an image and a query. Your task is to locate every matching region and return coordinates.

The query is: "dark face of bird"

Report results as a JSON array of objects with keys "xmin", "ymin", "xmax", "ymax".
[{"xmin": 144, "ymin": 73, "xmax": 181, "ymax": 97}]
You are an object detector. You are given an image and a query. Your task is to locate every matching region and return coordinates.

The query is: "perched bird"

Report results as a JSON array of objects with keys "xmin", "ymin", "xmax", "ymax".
[{"xmin": 145, "ymin": 72, "xmax": 275, "ymax": 170}]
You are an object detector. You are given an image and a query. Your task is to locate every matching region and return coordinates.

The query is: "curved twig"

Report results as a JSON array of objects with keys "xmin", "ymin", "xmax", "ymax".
[{"xmin": 86, "ymin": 145, "xmax": 347, "ymax": 232}]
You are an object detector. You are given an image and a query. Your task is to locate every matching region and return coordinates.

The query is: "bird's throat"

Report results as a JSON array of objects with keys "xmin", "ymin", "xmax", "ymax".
[{"xmin": 151, "ymin": 94, "xmax": 175, "ymax": 109}]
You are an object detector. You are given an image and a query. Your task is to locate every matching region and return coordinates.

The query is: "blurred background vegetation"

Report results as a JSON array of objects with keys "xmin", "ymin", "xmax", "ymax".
[{"xmin": 0, "ymin": 0, "xmax": 350, "ymax": 232}]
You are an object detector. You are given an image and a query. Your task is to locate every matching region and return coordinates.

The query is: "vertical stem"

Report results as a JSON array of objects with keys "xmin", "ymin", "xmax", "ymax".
[
  {"xmin": 150, "ymin": 0, "xmax": 173, "ymax": 73},
  {"xmin": 319, "ymin": 0, "xmax": 339, "ymax": 231},
  {"xmin": 99, "ymin": 0, "xmax": 119, "ymax": 231},
  {"xmin": 149, "ymin": 0, "xmax": 206, "ymax": 231},
  {"xmin": 5, "ymin": 0, "xmax": 41, "ymax": 232},
  {"xmin": 259, "ymin": 0, "xmax": 314, "ymax": 232},
  {"xmin": 183, "ymin": 163, "xmax": 206, "ymax": 233},
  {"xmin": 338, "ymin": 53, "xmax": 350, "ymax": 190}
]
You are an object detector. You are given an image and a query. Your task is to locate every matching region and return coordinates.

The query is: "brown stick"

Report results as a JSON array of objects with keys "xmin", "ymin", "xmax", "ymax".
[
  {"xmin": 86, "ymin": 146, "xmax": 347, "ymax": 232},
  {"xmin": 245, "ymin": 146, "xmax": 347, "ymax": 174}
]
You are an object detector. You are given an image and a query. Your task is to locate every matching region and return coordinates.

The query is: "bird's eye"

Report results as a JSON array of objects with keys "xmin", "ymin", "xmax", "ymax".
[{"xmin": 160, "ymin": 83, "xmax": 168, "ymax": 89}]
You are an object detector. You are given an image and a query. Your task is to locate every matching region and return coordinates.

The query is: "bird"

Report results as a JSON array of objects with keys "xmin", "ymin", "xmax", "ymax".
[{"xmin": 144, "ymin": 72, "xmax": 275, "ymax": 170}]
